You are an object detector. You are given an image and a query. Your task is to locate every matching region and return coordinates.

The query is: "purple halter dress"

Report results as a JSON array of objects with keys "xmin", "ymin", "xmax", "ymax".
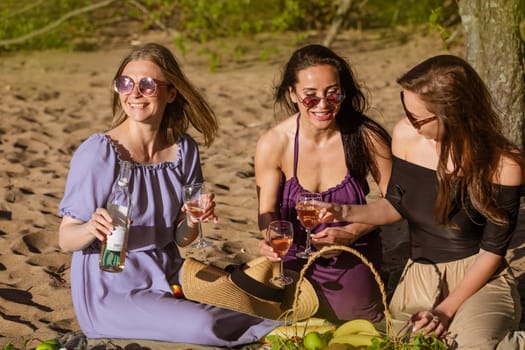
[{"xmin": 280, "ymin": 115, "xmax": 384, "ymax": 323}]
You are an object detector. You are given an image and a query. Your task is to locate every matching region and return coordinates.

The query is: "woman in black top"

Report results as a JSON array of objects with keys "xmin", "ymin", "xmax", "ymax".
[{"xmin": 320, "ymin": 55, "xmax": 523, "ymax": 349}]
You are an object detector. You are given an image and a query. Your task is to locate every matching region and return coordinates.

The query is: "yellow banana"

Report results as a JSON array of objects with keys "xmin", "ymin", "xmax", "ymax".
[
  {"xmin": 332, "ymin": 319, "xmax": 379, "ymax": 338},
  {"xmin": 329, "ymin": 333, "xmax": 376, "ymax": 347},
  {"xmin": 294, "ymin": 317, "xmax": 332, "ymax": 327},
  {"xmin": 268, "ymin": 324, "xmax": 335, "ymax": 338}
]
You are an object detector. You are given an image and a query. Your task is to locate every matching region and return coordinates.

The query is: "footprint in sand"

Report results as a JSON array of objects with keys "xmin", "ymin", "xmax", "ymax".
[
  {"xmin": 10, "ymin": 231, "xmax": 58, "ymax": 256},
  {"xmin": 35, "ymin": 90, "xmax": 60, "ymax": 102},
  {"xmin": 236, "ymin": 170, "xmax": 255, "ymax": 178},
  {"xmin": 221, "ymin": 241, "xmax": 244, "ymax": 255},
  {"xmin": 214, "ymin": 183, "xmax": 230, "ymax": 191},
  {"xmin": 62, "ymin": 121, "xmax": 93, "ymax": 134},
  {"xmin": 0, "ymin": 288, "xmax": 53, "ymax": 312}
]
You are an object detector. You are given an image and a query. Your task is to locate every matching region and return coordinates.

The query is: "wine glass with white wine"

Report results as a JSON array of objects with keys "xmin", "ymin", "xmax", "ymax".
[
  {"xmin": 295, "ymin": 192, "xmax": 322, "ymax": 259},
  {"xmin": 266, "ymin": 220, "xmax": 294, "ymax": 287},
  {"xmin": 182, "ymin": 183, "xmax": 213, "ymax": 248}
]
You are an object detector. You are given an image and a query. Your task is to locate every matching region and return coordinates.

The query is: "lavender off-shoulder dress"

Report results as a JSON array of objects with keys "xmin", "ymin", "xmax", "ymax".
[{"xmin": 59, "ymin": 133, "xmax": 277, "ymax": 346}]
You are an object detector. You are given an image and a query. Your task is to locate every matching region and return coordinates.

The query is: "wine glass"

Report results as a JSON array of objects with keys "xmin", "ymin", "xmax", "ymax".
[
  {"xmin": 266, "ymin": 220, "xmax": 294, "ymax": 286},
  {"xmin": 295, "ymin": 192, "xmax": 322, "ymax": 259},
  {"xmin": 182, "ymin": 183, "xmax": 213, "ymax": 248}
]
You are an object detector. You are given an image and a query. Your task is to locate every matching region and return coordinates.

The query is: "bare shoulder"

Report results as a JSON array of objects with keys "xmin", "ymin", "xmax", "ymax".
[
  {"xmin": 256, "ymin": 116, "xmax": 295, "ymax": 155},
  {"xmin": 495, "ymin": 152, "xmax": 523, "ymax": 186},
  {"xmin": 391, "ymin": 118, "xmax": 418, "ymax": 157}
]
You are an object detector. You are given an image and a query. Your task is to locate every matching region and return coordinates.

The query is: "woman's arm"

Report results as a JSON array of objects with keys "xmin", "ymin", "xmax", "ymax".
[
  {"xmin": 313, "ymin": 127, "xmax": 394, "ymax": 248},
  {"xmin": 311, "ymin": 222, "xmax": 378, "ymax": 252},
  {"xmin": 320, "ymin": 197, "xmax": 403, "ymax": 226},
  {"xmin": 255, "ymin": 127, "xmax": 288, "ymax": 261},
  {"xmin": 59, "ymin": 209, "xmax": 113, "ymax": 252},
  {"xmin": 255, "ymin": 128, "xmax": 287, "ymax": 231}
]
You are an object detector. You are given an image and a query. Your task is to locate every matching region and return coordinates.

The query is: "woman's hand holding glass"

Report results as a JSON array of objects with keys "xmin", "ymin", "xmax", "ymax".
[
  {"xmin": 258, "ymin": 237, "xmax": 281, "ymax": 262},
  {"xmin": 295, "ymin": 193, "xmax": 322, "ymax": 259},
  {"xmin": 265, "ymin": 220, "xmax": 294, "ymax": 287},
  {"xmin": 318, "ymin": 201, "xmax": 348, "ymax": 224},
  {"xmin": 182, "ymin": 192, "xmax": 218, "ymax": 224},
  {"xmin": 182, "ymin": 183, "xmax": 217, "ymax": 248}
]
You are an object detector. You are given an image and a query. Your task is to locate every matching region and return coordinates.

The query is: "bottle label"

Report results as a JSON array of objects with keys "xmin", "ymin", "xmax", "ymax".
[{"xmin": 107, "ymin": 226, "xmax": 126, "ymax": 251}]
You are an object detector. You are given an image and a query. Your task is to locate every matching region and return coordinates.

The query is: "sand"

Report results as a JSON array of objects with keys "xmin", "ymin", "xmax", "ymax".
[{"xmin": 0, "ymin": 28, "xmax": 523, "ymax": 349}]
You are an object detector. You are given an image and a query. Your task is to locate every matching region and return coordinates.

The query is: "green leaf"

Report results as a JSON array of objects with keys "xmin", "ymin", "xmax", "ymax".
[{"xmin": 1, "ymin": 343, "xmax": 14, "ymax": 350}]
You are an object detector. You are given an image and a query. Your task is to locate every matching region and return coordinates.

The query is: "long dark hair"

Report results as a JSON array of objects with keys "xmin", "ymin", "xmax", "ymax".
[
  {"xmin": 274, "ymin": 44, "xmax": 391, "ymax": 186},
  {"xmin": 111, "ymin": 43, "xmax": 218, "ymax": 146},
  {"xmin": 398, "ymin": 54, "xmax": 522, "ymax": 225}
]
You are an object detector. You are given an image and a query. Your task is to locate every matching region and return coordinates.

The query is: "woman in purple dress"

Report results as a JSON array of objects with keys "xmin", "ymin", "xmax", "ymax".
[
  {"xmin": 255, "ymin": 44, "xmax": 392, "ymax": 323},
  {"xmin": 58, "ymin": 43, "xmax": 277, "ymax": 345}
]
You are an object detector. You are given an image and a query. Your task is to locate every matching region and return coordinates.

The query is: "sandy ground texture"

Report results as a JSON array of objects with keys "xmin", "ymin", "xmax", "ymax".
[{"xmin": 0, "ymin": 28, "xmax": 524, "ymax": 349}]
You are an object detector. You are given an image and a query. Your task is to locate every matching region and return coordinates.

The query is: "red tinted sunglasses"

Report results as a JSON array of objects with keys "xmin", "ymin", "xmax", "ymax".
[
  {"xmin": 296, "ymin": 92, "xmax": 345, "ymax": 108},
  {"xmin": 400, "ymin": 91, "xmax": 437, "ymax": 129},
  {"xmin": 114, "ymin": 76, "xmax": 170, "ymax": 97}
]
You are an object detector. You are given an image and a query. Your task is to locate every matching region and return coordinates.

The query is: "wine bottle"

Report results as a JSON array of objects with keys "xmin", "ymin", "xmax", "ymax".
[{"xmin": 99, "ymin": 161, "xmax": 132, "ymax": 272}]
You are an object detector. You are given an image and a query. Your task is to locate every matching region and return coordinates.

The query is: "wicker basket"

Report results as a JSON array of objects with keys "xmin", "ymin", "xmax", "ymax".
[{"xmin": 288, "ymin": 244, "xmax": 394, "ymax": 337}]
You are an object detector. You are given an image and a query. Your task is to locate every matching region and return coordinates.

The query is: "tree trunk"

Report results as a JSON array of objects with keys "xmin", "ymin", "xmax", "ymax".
[
  {"xmin": 457, "ymin": 0, "xmax": 525, "ymax": 149},
  {"xmin": 323, "ymin": 0, "xmax": 354, "ymax": 48}
]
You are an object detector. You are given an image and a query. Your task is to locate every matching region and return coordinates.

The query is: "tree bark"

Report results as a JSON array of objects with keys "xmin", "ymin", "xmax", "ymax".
[{"xmin": 457, "ymin": 0, "xmax": 525, "ymax": 149}]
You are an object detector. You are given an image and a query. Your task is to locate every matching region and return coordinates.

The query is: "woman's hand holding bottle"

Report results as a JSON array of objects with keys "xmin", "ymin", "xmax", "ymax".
[{"xmin": 88, "ymin": 207, "xmax": 115, "ymax": 241}]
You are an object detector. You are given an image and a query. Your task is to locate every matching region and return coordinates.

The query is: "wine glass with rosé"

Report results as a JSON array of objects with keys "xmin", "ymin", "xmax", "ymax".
[
  {"xmin": 295, "ymin": 192, "xmax": 322, "ymax": 259},
  {"xmin": 266, "ymin": 220, "xmax": 294, "ymax": 287},
  {"xmin": 183, "ymin": 183, "xmax": 213, "ymax": 248}
]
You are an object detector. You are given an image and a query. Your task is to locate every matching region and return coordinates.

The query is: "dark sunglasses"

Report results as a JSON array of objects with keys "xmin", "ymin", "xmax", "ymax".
[
  {"xmin": 114, "ymin": 75, "xmax": 170, "ymax": 97},
  {"xmin": 400, "ymin": 91, "xmax": 437, "ymax": 129},
  {"xmin": 296, "ymin": 92, "xmax": 345, "ymax": 109}
]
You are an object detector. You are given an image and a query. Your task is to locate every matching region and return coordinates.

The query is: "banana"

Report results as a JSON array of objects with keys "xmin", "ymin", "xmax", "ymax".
[
  {"xmin": 268, "ymin": 324, "xmax": 335, "ymax": 338},
  {"xmin": 328, "ymin": 333, "xmax": 376, "ymax": 347},
  {"xmin": 332, "ymin": 319, "xmax": 379, "ymax": 338},
  {"xmin": 295, "ymin": 317, "xmax": 332, "ymax": 327}
]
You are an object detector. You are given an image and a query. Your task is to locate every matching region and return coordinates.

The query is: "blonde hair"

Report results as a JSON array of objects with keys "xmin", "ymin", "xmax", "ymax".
[{"xmin": 111, "ymin": 43, "xmax": 218, "ymax": 146}]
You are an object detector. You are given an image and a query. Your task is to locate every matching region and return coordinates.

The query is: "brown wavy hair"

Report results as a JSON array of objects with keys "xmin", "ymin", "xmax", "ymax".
[
  {"xmin": 111, "ymin": 43, "xmax": 218, "ymax": 146},
  {"xmin": 398, "ymin": 54, "xmax": 522, "ymax": 225}
]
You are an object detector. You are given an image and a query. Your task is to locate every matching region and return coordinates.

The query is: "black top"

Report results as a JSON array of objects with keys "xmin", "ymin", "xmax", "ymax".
[{"xmin": 385, "ymin": 156, "xmax": 521, "ymax": 263}]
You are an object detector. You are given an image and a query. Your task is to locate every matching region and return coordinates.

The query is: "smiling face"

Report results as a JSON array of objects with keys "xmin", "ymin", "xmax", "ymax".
[
  {"xmin": 290, "ymin": 64, "xmax": 343, "ymax": 127},
  {"xmin": 118, "ymin": 59, "xmax": 176, "ymax": 125}
]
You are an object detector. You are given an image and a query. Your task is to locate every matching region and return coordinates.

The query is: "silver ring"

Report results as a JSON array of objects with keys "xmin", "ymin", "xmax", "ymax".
[{"xmin": 432, "ymin": 316, "xmax": 440, "ymax": 324}]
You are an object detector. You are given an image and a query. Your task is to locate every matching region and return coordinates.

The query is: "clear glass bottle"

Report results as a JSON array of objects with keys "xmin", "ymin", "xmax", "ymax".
[{"xmin": 99, "ymin": 161, "xmax": 132, "ymax": 272}]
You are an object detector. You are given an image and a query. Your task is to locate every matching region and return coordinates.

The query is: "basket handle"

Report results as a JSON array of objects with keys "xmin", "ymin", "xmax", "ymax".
[{"xmin": 291, "ymin": 244, "xmax": 393, "ymax": 336}]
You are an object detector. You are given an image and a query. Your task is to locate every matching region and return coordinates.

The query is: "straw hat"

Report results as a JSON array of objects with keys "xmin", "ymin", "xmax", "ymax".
[{"xmin": 180, "ymin": 256, "xmax": 319, "ymax": 321}]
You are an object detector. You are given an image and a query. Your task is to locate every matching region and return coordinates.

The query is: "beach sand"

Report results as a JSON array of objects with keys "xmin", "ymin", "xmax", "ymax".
[{"xmin": 0, "ymin": 29, "xmax": 523, "ymax": 349}]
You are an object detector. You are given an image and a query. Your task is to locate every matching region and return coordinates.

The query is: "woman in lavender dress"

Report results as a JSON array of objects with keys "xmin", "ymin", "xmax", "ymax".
[
  {"xmin": 58, "ymin": 43, "xmax": 277, "ymax": 345},
  {"xmin": 255, "ymin": 44, "xmax": 392, "ymax": 323}
]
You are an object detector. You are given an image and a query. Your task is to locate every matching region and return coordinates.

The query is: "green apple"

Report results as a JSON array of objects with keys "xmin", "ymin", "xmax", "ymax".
[
  {"xmin": 35, "ymin": 339, "xmax": 60, "ymax": 350},
  {"xmin": 303, "ymin": 331, "xmax": 326, "ymax": 350}
]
